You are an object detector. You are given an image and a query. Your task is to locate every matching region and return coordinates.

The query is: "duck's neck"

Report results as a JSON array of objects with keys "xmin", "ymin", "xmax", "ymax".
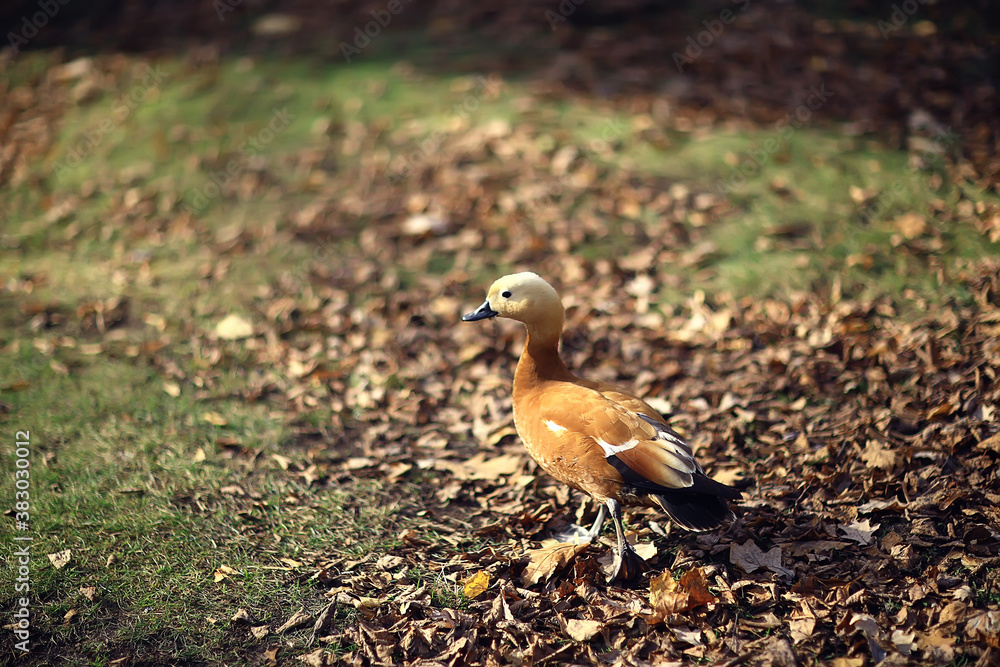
[{"xmin": 514, "ymin": 325, "xmax": 574, "ymax": 393}]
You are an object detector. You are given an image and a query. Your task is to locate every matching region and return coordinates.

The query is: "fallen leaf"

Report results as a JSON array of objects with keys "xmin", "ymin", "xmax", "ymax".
[
  {"xmin": 214, "ymin": 565, "xmax": 239, "ymax": 582},
  {"xmin": 789, "ymin": 616, "xmax": 816, "ymax": 644},
  {"xmin": 841, "ymin": 520, "xmax": 879, "ymax": 546},
  {"xmin": 926, "ymin": 400, "xmax": 957, "ymax": 420},
  {"xmin": 679, "ymin": 567, "xmax": 718, "ymax": 608},
  {"xmin": 296, "ymin": 648, "xmax": 326, "ymax": 667},
  {"xmin": 376, "ymin": 554, "xmax": 404, "ymax": 570},
  {"xmin": 892, "ymin": 629, "xmax": 916, "ymax": 656},
  {"xmin": 786, "ymin": 540, "xmax": 851, "ymax": 557},
  {"xmin": 894, "ymin": 212, "xmax": 927, "ymax": 239},
  {"xmin": 633, "ymin": 541, "xmax": 658, "ymax": 562},
  {"xmin": 522, "ymin": 539, "xmax": 589, "ymax": 585},
  {"xmin": 672, "ymin": 627, "xmax": 703, "ymax": 646},
  {"xmin": 730, "ymin": 541, "xmax": 793, "ymax": 577},
  {"xmin": 440, "ymin": 453, "xmax": 524, "ymax": 480},
  {"xmin": 649, "ymin": 567, "xmax": 717, "ymax": 619},
  {"xmin": 849, "ymin": 613, "xmax": 887, "ymax": 663},
  {"xmin": 402, "ymin": 214, "xmax": 448, "ymax": 237},
  {"xmin": 463, "ymin": 570, "xmax": 490, "ymax": 599},
  {"xmin": 649, "ymin": 570, "xmax": 687, "ymax": 617},
  {"xmin": 857, "ymin": 499, "xmax": 904, "ymax": 514},
  {"xmin": 79, "ymin": 586, "xmax": 98, "ymax": 601},
  {"xmin": 232, "ymin": 608, "xmax": 253, "ymax": 624},
  {"xmin": 965, "ymin": 610, "xmax": 1000, "ymax": 648},
  {"xmin": 563, "ymin": 617, "xmax": 604, "ymax": 642},
  {"xmin": 201, "ymin": 411, "xmax": 228, "ymax": 426},
  {"xmin": 215, "ymin": 314, "xmax": 253, "ymax": 340},
  {"xmin": 976, "ymin": 433, "xmax": 1000, "ymax": 454},
  {"xmin": 48, "ymin": 549, "xmax": 72, "ymax": 569},
  {"xmin": 276, "ymin": 607, "xmax": 312, "ymax": 633},
  {"xmin": 861, "ymin": 440, "xmax": 897, "ymax": 471}
]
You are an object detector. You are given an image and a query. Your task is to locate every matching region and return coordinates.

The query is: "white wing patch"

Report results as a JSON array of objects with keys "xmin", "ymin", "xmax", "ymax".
[
  {"xmin": 596, "ymin": 437, "xmax": 639, "ymax": 458},
  {"xmin": 659, "ymin": 431, "xmax": 686, "ymax": 447},
  {"xmin": 545, "ymin": 420, "xmax": 568, "ymax": 434},
  {"xmin": 636, "ymin": 413, "xmax": 700, "ymax": 473}
]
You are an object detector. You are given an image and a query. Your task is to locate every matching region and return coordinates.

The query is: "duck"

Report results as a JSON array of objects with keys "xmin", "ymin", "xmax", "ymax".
[{"xmin": 462, "ymin": 271, "xmax": 741, "ymax": 582}]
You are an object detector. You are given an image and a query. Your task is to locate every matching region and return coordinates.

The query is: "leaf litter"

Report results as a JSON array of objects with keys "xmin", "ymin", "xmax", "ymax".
[{"xmin": 256, "ymin": 238, "xmax": 1000, "ymax": 666}]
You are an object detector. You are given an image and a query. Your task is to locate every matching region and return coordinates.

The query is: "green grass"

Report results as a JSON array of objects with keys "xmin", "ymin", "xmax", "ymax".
[
  {"xmin": 0, "ymin": 333, "xmax": 394, "ymax": 663},
  {"xmin": 8, "ymin": 48, "xmax": 996, "ymax": 311}
]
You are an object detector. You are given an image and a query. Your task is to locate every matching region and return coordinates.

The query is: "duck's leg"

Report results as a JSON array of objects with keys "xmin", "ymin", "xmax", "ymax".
[
  {"xmin": 553, "ymin": 503, "xmax": 606, "ymax": 544},
  {"xmin": 605, "ymin": 498, "xmax": 647, "ymax": 583}
]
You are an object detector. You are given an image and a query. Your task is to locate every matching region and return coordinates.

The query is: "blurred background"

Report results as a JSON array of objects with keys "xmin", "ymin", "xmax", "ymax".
[{"xmin": 2, "ymin": 1, "xmax": 1000, "ymax": 665}]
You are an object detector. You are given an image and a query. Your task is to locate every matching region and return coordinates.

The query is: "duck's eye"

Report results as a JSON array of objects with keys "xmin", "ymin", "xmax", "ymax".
[{"xmin": 501, "ymin": 290, "xmax": 512, "ymax": 298}]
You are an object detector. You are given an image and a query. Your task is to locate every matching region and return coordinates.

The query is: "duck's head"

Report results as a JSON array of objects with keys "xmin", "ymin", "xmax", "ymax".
[{"xmin": 462, "ymin": 272, "xmax": 564, "ymax": 334}]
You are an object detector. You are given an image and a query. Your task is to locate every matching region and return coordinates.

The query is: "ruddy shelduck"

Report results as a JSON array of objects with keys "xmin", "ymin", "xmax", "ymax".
[{"xmin": 463, "ymin": 272, "xmax": 741, "ymax": 582}]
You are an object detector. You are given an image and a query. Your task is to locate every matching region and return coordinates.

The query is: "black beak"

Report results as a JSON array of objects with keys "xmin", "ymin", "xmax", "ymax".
[{"xmin": 462, "ymin": 299, "xmax": 499, "ymax": 322}]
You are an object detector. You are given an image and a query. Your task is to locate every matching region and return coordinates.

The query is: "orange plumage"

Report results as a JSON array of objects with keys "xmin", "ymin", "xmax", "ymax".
[{"xmin": 463, "ymin": 272, "xmax": 740, "ymax": 582}]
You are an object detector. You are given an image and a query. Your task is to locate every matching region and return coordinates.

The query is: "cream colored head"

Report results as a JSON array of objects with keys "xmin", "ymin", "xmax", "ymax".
[{"xmin": 462, "ymin": 272, "xmax": 565, "ymax": 336}]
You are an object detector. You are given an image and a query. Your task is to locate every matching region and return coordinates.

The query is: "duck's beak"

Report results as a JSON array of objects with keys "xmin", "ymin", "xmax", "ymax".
[{"xmin": 462, "ymin": 299, "xmax": 499, "ymax": 322}]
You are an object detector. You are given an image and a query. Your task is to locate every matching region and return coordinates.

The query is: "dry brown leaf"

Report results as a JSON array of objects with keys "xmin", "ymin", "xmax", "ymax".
[
  {"xmin": 976, "ymin": 433, "xmax": 1000, "ymax": 453},
  {"xmin": 857, "ymin": 499, "xmax": 904, "ymax": 514},
  {"xmin": 892, "ymin": 629, "xmax": 916, "ymax": 656},
  {"xmin": 215, "ymin": 314, "xmax": 253, "ymax": 340},
  {"xmin": 840, "ymin": 520, "xmax": 879, "ymax": 546},
  {"xmin": 894, "ymin": 212, "xmax": 928, "ymax": 239},
  {"xmin": 926, "ymin": 400, "xmax": 958, "ymax": 420},
  {"xmin": 649, "ymin": 567, "xmax": 717, "ymax": 620},
  {"xmin": 276, "ymin": 608, "xmax": 312, "ymax": 633},
  {"xmin": 730, "ymin": 541, "xmax": 792, "ymax": 577},
  {"xmin": 522, "ymin": 539, "xmax": 589, "ymax": 585},
  {"xmin": 679, "ymin": 567, "xmax": 718, "ymax": 608},
  {"xmin": 849, "ymin": 613, "xmax": 886, "ymax": 663},
  {"xmin": 296, "ymin": 648, "xmax": 326, "ymax": 667},
  {"xmin": 563, "ymin": 617, "xmax": 604, "ymax": 642},
  {"xmin": 231, "ymin": 608, "xmax": 253, "ymax": 624},
  {"xmin": 439, "ymin": 453, "xmax": 525, "ymax": 480},
  {"xmin": 672, "ymin": 627, "xmax": 703, "ymax": 646},
  {"xmin": 861, "ymin": 440, "xmax": 897, "ymax": 471},
  {"xmin": 786, "ymin": 540, "xmax": 852, "ymax": 557},
  {"xmin": 649, "ymin": 570, "xmax": 687, "ymax": 617},
  {"xmin": 789, "ymin": 616, "xmax": 816, "ymax": 645},
  {"xmin": 965, "ymin": 610, "xmax": 1000, "ymax": 648},
  {"xmin": 48, "ymin": 549, "xmax": 72, "ymax": 569},
  {"xmin": 201, "ymin": 411, "xmax": 228, "ymax": 426}
]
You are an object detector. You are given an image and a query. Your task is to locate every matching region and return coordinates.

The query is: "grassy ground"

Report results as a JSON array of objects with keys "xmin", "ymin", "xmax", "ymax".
[{"xmin": 2, "ymin": 24, "xmax": 999, "ymax": 665}]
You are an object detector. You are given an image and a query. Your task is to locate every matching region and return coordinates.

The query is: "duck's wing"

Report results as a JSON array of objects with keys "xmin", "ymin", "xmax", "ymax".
[{"xmin": 537, "ymin": 385, "xmax": 735, "ymax": 494}]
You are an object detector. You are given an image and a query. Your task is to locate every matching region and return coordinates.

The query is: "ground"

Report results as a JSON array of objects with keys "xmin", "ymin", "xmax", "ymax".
[{"xmin": 2, "ymin": 1, "xmax": 1000, "ymax": 665}]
